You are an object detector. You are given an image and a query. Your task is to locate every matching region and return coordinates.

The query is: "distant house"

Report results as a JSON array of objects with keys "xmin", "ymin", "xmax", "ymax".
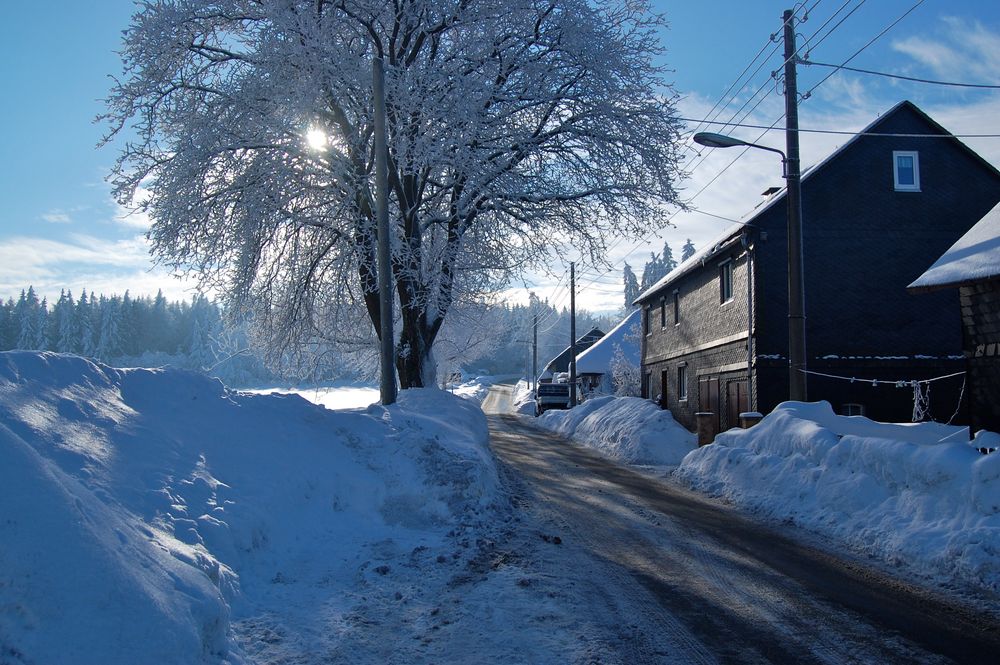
[
  {"xmin": 635, "ymin": 100, "xmax": 1000, "ymax": 434},
  {"xmin": 909, "ymin": 201, "xmax": 1000, "ymax": 433},
  {"xmin": 575, "ymin": 310, "xmax": 642, "ymax": 394},
  {"xmin": 538, "ymin": 327, "xmax": 604, "ymax": 382}
]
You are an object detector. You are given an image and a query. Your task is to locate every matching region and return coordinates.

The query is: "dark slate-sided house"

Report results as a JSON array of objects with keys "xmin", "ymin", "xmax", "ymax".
[
  {"xmin": 909, "ymin": 201, "xmax": 1000, "ymax": 434},
  {"xmin": 635, "ymin": 101, "xmax": 1000, "ymax": 433}
]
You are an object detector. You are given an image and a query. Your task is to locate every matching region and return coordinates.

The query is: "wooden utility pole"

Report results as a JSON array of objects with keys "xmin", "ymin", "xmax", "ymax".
[
  {"xmin": 783, "ymin": 9, "xmax": 807, "ymax": 402},
  {"xmin": 373, "ymin": 57, "xmax": 396, "ymax": 405},
  {"xmin": 569, "ymin": 261, "xmax": 577, "ymax": 407},
  {"xmin": 532, "ymin": 310, "xmax": 538, "ymax": 393}
]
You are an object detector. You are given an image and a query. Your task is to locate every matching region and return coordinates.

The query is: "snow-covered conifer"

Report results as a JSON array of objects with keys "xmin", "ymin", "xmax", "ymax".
[
  {"xmin": 623, "ymin": 264, "xmax": 640, "ymax": 309},
  {"xmin": 681, "ymin": 238, "xmax": 696, "ymax": 262}
]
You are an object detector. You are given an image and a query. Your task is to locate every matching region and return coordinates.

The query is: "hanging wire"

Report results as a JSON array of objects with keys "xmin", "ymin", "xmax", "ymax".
[{"xmin": 800, "ymin": 60, "xmax": 1000, "ymax": 89}]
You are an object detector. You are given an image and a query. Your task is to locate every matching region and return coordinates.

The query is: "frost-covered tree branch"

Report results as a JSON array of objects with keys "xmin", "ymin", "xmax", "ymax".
[{"xmin": 104, "ymin": 0, "xmax": 683, "ymax": 388}]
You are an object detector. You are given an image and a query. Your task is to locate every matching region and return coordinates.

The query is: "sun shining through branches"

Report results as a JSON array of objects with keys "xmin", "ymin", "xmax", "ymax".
[{"xmin": 105, "ymin": 0, "xmax": 685, "ymax": 388}]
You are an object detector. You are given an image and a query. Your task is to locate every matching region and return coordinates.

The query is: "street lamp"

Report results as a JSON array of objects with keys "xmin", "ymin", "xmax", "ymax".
[{"xmin": 693, "ymin": 131, "xmax": 807, "ymax": 402}]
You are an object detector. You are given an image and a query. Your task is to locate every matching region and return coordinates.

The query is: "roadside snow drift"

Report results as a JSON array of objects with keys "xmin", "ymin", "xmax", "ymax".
[
  {"xmin": 0, "ymin": 352, "xmax": 497, "ymax": 664},
  {"xmin": 676, "ymin": 401, "xmax": 1000, "ymax": 590},
  {"xmin": 538, "ymin": 395, "xmax": 696, "ymax": 465}
]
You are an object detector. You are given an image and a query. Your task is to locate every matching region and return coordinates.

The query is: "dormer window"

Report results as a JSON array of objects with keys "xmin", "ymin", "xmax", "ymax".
[{"xmin": 893, "ymin": 151, "xmax": 920, "ymax": 191}]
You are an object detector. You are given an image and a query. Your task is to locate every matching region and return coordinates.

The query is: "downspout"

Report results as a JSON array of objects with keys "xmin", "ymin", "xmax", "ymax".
[{"xmin": 742, "ymin": 231, "xmax": 756, "ymax": 411}]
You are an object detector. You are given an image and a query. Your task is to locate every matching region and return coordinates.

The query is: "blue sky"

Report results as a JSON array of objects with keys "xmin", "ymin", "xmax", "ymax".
[{"xmin": 1, "ymin": 0, "xmax": 999, "ymax": 311}]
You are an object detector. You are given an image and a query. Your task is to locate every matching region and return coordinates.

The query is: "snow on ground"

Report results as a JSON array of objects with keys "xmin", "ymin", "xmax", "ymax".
[
  {"xmin": 0, "ymin": 351, "xmax": 502, "ymax": 664},
  {"xmin": 536, "ymin": 395, "xmax": 697, "ymax": 466},
  {"xmin": 676, "ymin": 401, "xmax": 1000, "ymax": 591},
  {"xmin": 243, "ymin": 385, "xmax": 380, "ymax": 410},
  {"xmin": 510, "ymin": 379, "xmax": 537, "ymax": 416}
]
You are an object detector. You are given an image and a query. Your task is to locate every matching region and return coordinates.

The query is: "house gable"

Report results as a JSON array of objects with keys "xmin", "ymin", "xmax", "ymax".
[{"xmin": 639, "ymin": 100, "xmax": 1000, "ymax": 427}]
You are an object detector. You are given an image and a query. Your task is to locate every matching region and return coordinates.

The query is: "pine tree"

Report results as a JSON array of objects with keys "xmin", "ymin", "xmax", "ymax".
[
  {"xmin": 96, "ymin": 296, "xmax": 122, "ymax": 360},
  {"xmin": 681, "ymin": 238, "xmax": 696, "ymax": 262},
  {"xmin": 34, "ymin": 296, "xmax": 50, "ymax": 350},
  {"xmin": 623, "ymin": 263, "xmax": 640, "ymax": 309},
  {"xmin": 78, "ymin": 290, "xmax": 96, "ymax": 357},
  {"xmin": 54, "ymin": 289, "xmax": 77, "ymax": 353},
  {"xmin": 661, "ymin": 241, "xmax": 677, "ymax": 273},
  {"xmin": 0, "ymin": 299, "xmax": 13, "ymax": 350},
  {"xmin": 16, "ymin": 288, "xmax": 43, "ymax": 350}
]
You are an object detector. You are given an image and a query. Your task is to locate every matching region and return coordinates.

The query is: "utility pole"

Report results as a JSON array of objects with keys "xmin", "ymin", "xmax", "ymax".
[
  {"xmin": 569, "ymin": 261, "xmax": 577, "ymax": 408},
  {"xmin": 374, "ymin": 57, "xmax": 396, "ymax": 405},
  {"xmin": 783, "ymin": 9, "xmax": 807, "ymax": 402},
  {"xmin": 532, "ymin": 310, "xmax": 538, "ymax": 393}
]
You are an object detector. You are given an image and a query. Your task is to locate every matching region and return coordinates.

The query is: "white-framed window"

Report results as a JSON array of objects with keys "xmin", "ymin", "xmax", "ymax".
[
  {"xmin": 677, "ymin": 365, "xmax": 688, "ymax": 401},
  {"xmin": 644, "ymin": 306, "xmax": 651, "ymax": 336},
  {"xmin": 659, "ymin": 297, "xmax": 667, "ymax": 328},
  {"xmin": 719, "ymin": 260, "xmax": 734, "ymax": 304},
  {"xmin": 673, "ymin": 290, "xmax": 680, "ymax": 325},
  {"xmin": 893, "ymin": 151, "xmax": 920, "ymax": 191}
]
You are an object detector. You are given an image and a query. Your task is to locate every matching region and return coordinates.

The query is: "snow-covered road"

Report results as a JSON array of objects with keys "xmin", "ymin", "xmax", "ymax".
[{"xmin": 482, "ymin": 386, "xmax": 1000, "ymax": 663}]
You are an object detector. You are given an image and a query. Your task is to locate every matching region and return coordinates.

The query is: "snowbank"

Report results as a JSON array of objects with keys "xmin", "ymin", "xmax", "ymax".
[
  {"xmin": 510, "ymin": 379, "xmax": 538, "ymax": 416},
  {"xmin": 537, "ymin": 396, "xmax": 696, "ymax": 465},
  {"xmin": 676, "ymin": 401, "xmax": 1000, "ymax": 590},
  {"xmin": 0, "ymin": 352, "xmax": 498, "ymax": 664}
]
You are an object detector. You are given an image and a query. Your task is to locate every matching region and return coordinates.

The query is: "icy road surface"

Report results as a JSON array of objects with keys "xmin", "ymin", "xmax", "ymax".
[{"xmin": 482, "ymin": 385, "xmax": 1000, "ymax": 663}]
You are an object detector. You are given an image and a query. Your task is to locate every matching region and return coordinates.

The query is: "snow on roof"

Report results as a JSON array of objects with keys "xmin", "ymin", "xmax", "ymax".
[
  {"xmin": 908, "ymin": 201, "xmax": 1000, "ymax": 291},
  {"xmin": 575, "ymin": 309, "xmax": 641, "ymax": 375},
  {"xmin": 633, "ymin": 224, "xmax": 747, "ymax": 304}
]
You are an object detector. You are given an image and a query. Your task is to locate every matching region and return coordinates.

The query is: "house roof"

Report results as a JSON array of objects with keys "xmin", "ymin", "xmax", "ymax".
[
  {"xmin": 542, "ymin": 327, "xmax": 605, "ymax": 374},
  {"xmin": 908, "ymin": 201, "xmax": 1000, "ymax": 292},
  {"xmin": 634, "ymin": 100, "xmax": 999, "ymax": 304},
  {"xmin": 575, "ymin": 309, "xmax": 642, "ymax": 375}
]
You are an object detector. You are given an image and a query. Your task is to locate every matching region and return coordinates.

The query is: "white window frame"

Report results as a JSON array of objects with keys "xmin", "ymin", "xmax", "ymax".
[
  {"xmin": 893, "ymin": 151, "xmax": 920, "ymax": 192},
  {"xmin": 719, "ymin": 259, "xmax": 734, "ymax": 304},
  {"xmin": 677, "ymin": 365, "xmax": 688, "ymax": 402}
]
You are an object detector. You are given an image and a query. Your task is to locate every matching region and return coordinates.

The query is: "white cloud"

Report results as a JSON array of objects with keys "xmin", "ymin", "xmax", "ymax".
[
  {"xmin": 0, "ymin": 233, "xmax": 201, "ymax": 302},
  {"xmin": 41, "ymin": 211, "xmax": 72, "ymax": 224},
  {"xmin": 892, "ymin": 17, "xmax": 1000, "ymax": 84}
]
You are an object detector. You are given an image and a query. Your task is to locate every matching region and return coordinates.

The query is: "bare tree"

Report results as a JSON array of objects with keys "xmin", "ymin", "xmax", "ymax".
[{"xmin": 104, "ymin": 0, "xmax": 683, "ymax": 387}]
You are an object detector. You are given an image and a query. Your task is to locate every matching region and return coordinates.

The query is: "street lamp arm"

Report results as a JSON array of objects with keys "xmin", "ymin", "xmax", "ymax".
[{"xmin": 692, "ymin": 131, "xmax": 787, "ymax": 176}]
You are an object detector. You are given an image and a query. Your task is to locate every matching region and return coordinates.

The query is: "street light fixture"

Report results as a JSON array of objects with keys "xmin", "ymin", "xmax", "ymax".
[
  {"xmin": 693, "ymin": 133, "xmax": 787, "ymax": 176},
  {"xmin": 692, "ymin": 131, "xmax": 807, "ymax": 402}
]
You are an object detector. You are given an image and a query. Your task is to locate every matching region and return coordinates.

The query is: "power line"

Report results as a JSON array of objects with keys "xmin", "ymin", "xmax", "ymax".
[
  {"xmin": 802, "ymin": 0, "xmax": 927, "ymax": 101},
  {"xmin": 797, "ymin": 0, "xmax": 866, "ymax": 58},
  {"xmin": 679, "ymin": 116, "xmax": 1000, "ymax": 139},
  {"xmin": 801, "ymin": 60, "xmax": 1000, "ymax": 89}
]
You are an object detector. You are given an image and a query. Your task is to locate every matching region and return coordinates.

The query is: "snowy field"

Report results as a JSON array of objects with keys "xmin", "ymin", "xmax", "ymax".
[
  {"xmin": 0, "ymin": 352, "xmax": 507, "ymax": 664},
  {"xmin": 243, "ymin": 385, "xmax": 380, "ymax": 410}
]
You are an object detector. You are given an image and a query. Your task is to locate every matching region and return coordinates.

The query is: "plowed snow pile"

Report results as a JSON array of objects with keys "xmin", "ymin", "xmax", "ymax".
[
  {"xmin": 676, "ymin": 401, "xmax": 1000, "ymax": 590},
  {"xmin": 538, "ymin": 395, "xmax": 696, "ymax": 465},
  {"xmin": 0, "ymin": 352, "xmax": 498, "ymax": 664}
]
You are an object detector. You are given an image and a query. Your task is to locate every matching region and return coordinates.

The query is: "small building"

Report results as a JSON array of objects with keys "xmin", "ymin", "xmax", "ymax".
[
  {"xmin": 575, "ymin": 309, "xmax": 642, "ymax": 394},
  {"xmin": 909, "ymin": 201, "xmax": 1000, "ymax": 433},
  {"xmin": 538, "ymin": 327, "xmax": 604, "ymax": 382},
  {"xmin": 635, "ymin": 100, "xmax": 1000, "ymax": 433}
]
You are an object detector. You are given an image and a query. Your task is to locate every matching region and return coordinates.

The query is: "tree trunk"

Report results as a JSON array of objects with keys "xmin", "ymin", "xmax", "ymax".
[{"xmin": 395, "ymin": 300, "xmax": 446, "ymax": 388}]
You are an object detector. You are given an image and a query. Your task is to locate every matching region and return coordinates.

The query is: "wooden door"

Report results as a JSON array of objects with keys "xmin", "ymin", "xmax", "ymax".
[
  {"xmin": 727, "ymin": 380, "xmax": 749, "ymax": 430},
  {"xmin": 699, "ymin": 376, "xmax": 720, "ymax": 432}
]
